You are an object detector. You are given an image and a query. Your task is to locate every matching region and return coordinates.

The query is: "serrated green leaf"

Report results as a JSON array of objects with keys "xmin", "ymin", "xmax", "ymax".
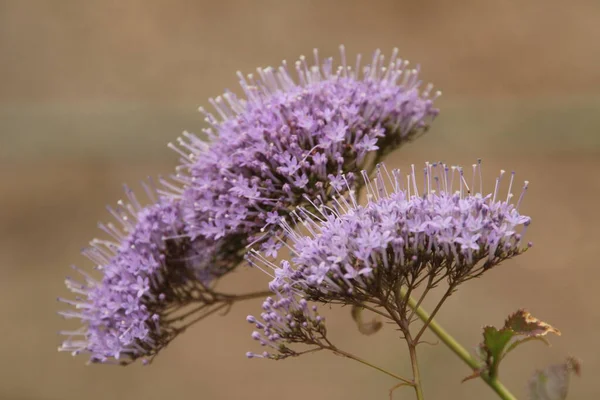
[
  {"xmin": 350, "ymin": 305, "xmax": 383, "ymax": 336},
  {"xmin": 481, "ymin": 326, "xmax": 514, "ymax": 377},
  {"xmin": 483, "ymin": 326, "xmax": 515, "ymax": 355},
  {"xmin": 528, "ymin": 357, "xmax": 581, "ymax": 400}
]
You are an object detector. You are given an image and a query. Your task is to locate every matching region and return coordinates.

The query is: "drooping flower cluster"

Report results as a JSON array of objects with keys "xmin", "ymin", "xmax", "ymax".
[
  {"xmin": 173, "ymin": 47, "xmax": 439, "ymax": 253},
  {"xmin": 58, "ymin": 188, "xmax": 231, "ymax": 364},
  {"xmin": 249, "ymin": 162, "xmax": 532, "ymax": 316},
  {"xmin": 246, "ymin": 283, "xmax": 327, "ymax": 360}
]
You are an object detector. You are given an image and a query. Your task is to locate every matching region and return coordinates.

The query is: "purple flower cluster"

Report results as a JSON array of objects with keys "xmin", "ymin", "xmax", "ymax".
[
  {"xmin": 252, "ymin": 162, "xmax": 532, "ymax": 306},
  {"xmin": 60, "ymin": 47, "xmax": 440, "ymax": 365},
  {"xmin": 246, "ymin": 283, "xmax": 326, "ymax": 360},
  {"xmin": 58, "ymin": 189, "xmax": 215, "ymax": 364},
  {"xmin": 173, "ymin": 47, "xmax": 439, "ymax": 251}
]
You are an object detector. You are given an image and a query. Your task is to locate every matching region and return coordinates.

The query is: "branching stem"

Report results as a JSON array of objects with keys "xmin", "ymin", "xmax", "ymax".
[
  {"xmin": 413, "ymin": 286, "xmax": 453, "ymax": 342},
  {"xmin": 407, "ymin": 274, "xmax": 435, "ymax": 324},
  {"xmin": 401, "ymin": 288, "xmax": 518, "ymax": 400}
]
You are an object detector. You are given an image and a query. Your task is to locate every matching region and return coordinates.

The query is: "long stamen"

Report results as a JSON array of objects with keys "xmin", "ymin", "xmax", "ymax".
[
  {"xmin": 516, "ymin": 181, "xmax": 529, "ymax": 209},
  {"xmin": 492, "ymin": 170, "xmax": 506, "ymax": 203},
  {"xmin": 506, "ymin": 171, "xmax": 516, "ymax": 202}
]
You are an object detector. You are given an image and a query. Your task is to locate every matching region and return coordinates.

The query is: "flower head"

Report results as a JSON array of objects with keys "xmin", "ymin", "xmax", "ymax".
[
  {"xmin": 246, "ymin": 283, "xmax": 327, "ymax": 360},
  {"xmin": 58, "ymin": 186, "xmax": 232, "ymax": 364},
  {"xmin": 252, "ymin": 161, "xmax": 532, "ymax": 306},
  {"xmin": 172, "ymin": 47, "xmax": 439, "ymax": 251}
]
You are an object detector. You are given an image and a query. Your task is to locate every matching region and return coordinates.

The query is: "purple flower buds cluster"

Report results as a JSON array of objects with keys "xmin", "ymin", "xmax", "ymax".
[
  {"xmin": 58, "ymin": 189, "xmax": 222, "ymax": 364},
  {"xmin": 173, "ymin": 47, "xmax": 439, "ymax": 251},
  {"xmin": 246, "ymin": 162, "xmax": 532, "ymax": 349},
  {"xmin": 246, "ymin": 284, "xmax": 326, "ymax": 360}
]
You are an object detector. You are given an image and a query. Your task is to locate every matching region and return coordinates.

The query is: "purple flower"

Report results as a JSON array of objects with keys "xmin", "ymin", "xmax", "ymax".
[
  {"xmin": 251, "ymin": 162, "xmax": 532, "ymax": 304},
  {"xmin": 58, "ymin": 187, "xmax": 232, "ymax": 365},
  {"xmin": 246, "ymin": 284, "xmax": 326, "ymax": 360},
  {"xmin": 172, "ymin": 47, "xmax": 439, "ymax": 257}
]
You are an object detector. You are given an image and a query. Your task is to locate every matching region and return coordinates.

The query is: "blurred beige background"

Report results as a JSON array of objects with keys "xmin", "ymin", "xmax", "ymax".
[{"xmin": 1, "ymin": 1, "xmax": 599, "ymax": 399}]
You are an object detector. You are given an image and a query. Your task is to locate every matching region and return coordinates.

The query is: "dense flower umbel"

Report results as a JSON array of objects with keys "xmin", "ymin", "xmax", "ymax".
[
  {"xmin": 172, "ymin": 47, "xmax": 439, "ymax": 254},
  {"xmin": 58, "ymin": 188, "xmax": 231, "ymax": 364},
  {"xmin": 251, "ymin": 162, "xmax": 532, "ymax": 307},
  {"xmin": 246, "ymin": 283, "xmax": 327, "ymax": 360}
]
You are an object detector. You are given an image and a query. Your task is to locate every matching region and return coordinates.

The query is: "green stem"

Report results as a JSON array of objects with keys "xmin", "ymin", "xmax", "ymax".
[{"xmin": 404, "ymin": 291, "xmax": 517, "ymax": 400}]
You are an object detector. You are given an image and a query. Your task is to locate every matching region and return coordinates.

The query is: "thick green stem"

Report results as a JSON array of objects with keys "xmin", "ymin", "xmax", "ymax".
[{"xmin": 404, "ymin": 292, "xmax": 517, "ymax": 400}]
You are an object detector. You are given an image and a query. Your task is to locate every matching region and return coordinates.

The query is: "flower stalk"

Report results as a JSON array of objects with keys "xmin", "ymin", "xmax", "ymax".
[
  {"xmin": 407, "ymin": 336, "xmax": 425, "ymax": 400},
  {"xmin": 325, "ymin": 345, "xmax": 413, "ymax": 385}
]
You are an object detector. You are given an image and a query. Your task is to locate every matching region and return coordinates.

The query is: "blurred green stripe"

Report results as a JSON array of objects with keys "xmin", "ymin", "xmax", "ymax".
[{"xmin": 1, "ymin": 99, "xmax": 599, "ymax": 162}]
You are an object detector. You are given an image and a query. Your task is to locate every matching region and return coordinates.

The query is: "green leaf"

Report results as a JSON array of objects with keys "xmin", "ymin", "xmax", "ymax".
[
  {"xmin": 481, "ymin": 326, "xmax": 515, "ymax": 377},
  {"xmin": 465, "ymin": 310, "xmax": 563, "ymax": 382},
  {"xmin": 528, "ymin": 357, "xmax": 581, "ymax": 400},
  {"xmin": 483, "ymin": 326, "xmax": 514, "ymax": 357},
  {"xmin": 350, "ymin": 305, "xmax": 383, "ymax": 335}
]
